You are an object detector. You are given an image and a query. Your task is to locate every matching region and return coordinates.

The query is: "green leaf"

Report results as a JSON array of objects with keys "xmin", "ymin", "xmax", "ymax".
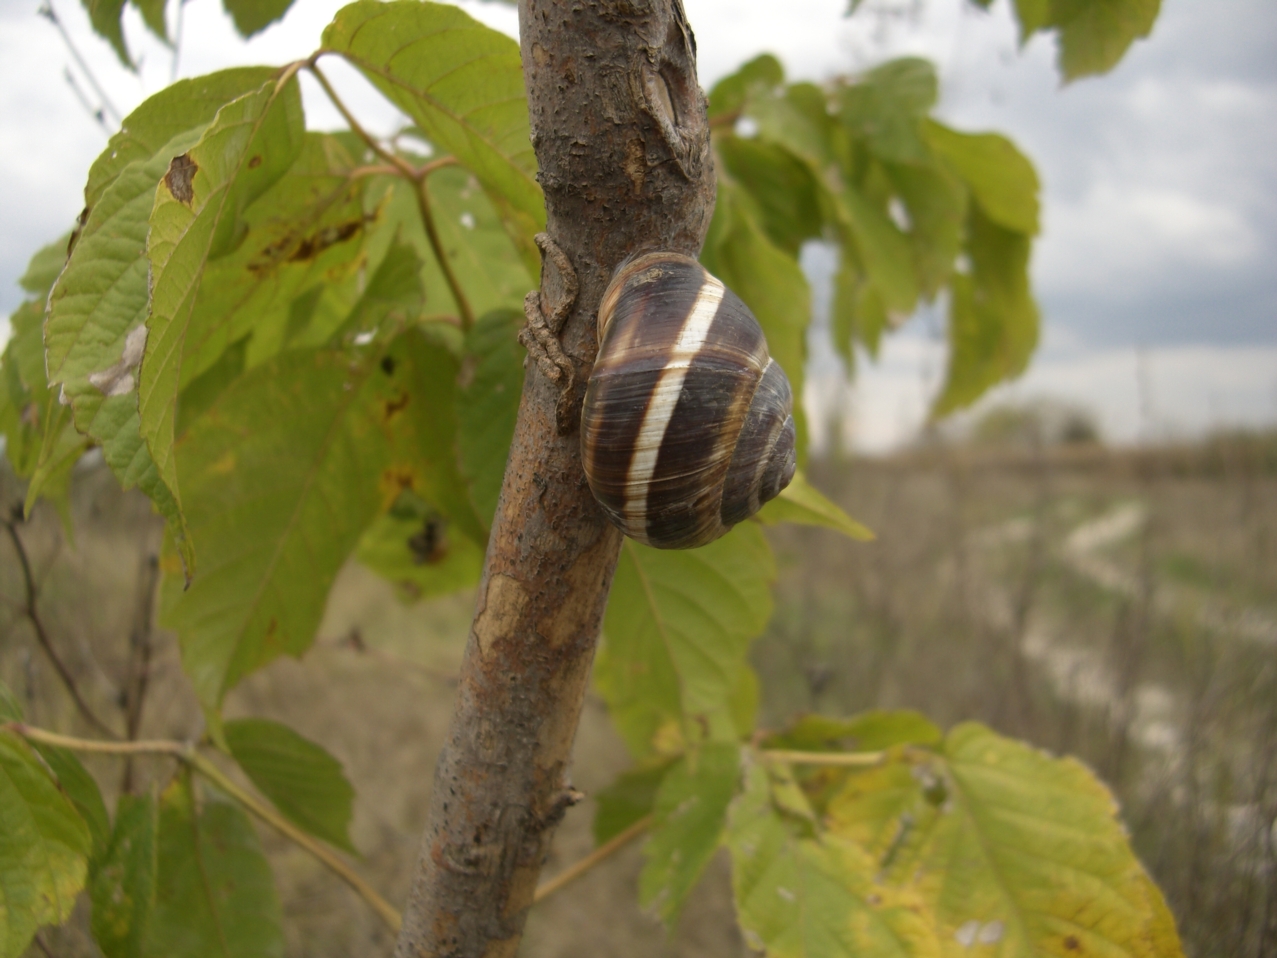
[
  {"xmin": 708, "ymin": 53, "xmax": 785, "ymax": 118},
  {"xmin": 322, "ymin": 0, "xmax": 545, "ymax": 275},
  {"xmin": 224, "ymin": 718, "xmax": 356, "ymax": 854},
  {"xmin": 132, "ymin": 0, "xmax": 168, "ymax": 42},
  {"xmin": 702, "ymin": 184, "xmax": 809, "ymax": 458},
  {"xmin": 81, "ymin": 0, "xmax": 133, "ymax": 69},
  {"xmin": 595, "ymin": 523, "xmax": 775, "ymax": 757},
  {"xmin": 0, "ymin": 729, "xmax": 92, "ymax": 958},
  {"xmin": 47, "ymin": 127, "xmax": 210, "ymax": 570},
  {"xmin": 180, "ymin": 133, "xmax": 369, "ymax": 382},
  {"xmin": 838, "ymin": 57, "xmax": 937, "ymax": 165},
  {"xmin": 1045, "ymin": 0, "xmax": 1161, "ymax": 81},
  {"xmin": 885, "ymin": 162, "xmax": 967, "ymax": 299},
  {"xmin": 933, "ymin": 207, "xmax": 1039, "ymax": 416},
  {"xmin": 356, "ymin": 499, "xmax": 484, "ymax": 603},
  {"xmin": 756, "ymin": 471, "xmax": 874, "ymax": 541},
  {"xmin": 85, "ymin": 68, "xmax": 278, "ymax": 211},
  {"xmin": 457, "ymin": 308, "xmax": 524, "ymax": 527},
  {"xmin": 18, "ymin": 233, "xmax": 71, "ymax": 294},
  {"xmin": 90, "ymin": 794, "xmax": 158, "ymax": 958},
  {"xmin": 593, "ymin": 761, "xmax": 673, "ymax": 846},
  {"xmin": 640, "ymin": 744, "xmax": 741, "ymax": 927},
  {"xmin": 728, "ymin": 763, "xmax": 941, "ymax": 958},
  {"xmin": 30, "ymin": 744, "xmax": 110, "ymax": 858},
  {"xmin": 826, "ymin": 722, "xmax": 1185, "ymax": 957},
  {"xmin": 837, "ymin": 185, "xmax": 919, "ymax": 317},
  {"xmin": 924, "ymin": 121, "xmax": 1040, "ymax": 236},
  {"xmin": 717, "ymin": 138, "xmax": 824, "ymax": 258},
  {"xmin": 222, "ymin": 0, "xmax": 297, "ymax": 37},
  {"xmin": 144, "ymin": 777, "xmax": 284, "ymax": 958},
  {"xmin": 749, "ymin": 83, "xmax": 838, "ymax": 172},
  {"xmin": 161, "ymin": 331, "xmax": 433, "ymax": 713},
  {"xmin": 142, "ymin": 76, "xmax": 306, "ymax": 539}
]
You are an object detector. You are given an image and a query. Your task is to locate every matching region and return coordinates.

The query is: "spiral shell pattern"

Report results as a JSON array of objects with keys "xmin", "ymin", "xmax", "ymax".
[{"xmin": 581, "ymin": 251, "xmax": 797, "ymax": 549}]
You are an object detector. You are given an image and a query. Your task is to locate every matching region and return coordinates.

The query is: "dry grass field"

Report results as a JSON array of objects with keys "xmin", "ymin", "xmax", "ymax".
[{"xmin": 3, "ymin": 431, "xmax": 1275, "ymax": 957}]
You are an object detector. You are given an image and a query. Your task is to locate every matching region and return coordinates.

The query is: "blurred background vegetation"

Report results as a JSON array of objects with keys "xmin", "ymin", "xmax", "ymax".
[{"xmin": 5, "ymin": 418, "xmax": 1274, "ymax": 956}]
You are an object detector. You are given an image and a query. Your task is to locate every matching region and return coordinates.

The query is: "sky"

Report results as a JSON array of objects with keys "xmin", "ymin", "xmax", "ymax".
[{"xmin": 0, "ymin": 0, "xmax": 1274, "ymax": 451}]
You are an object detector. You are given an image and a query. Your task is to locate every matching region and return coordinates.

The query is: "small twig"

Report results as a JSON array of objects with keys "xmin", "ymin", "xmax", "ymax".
[
  {"xmin": 533, "ymin": 814, "xmax": 653, "ymax": 904},
  {"xmin": 62, "ymin": 67, "xmax": 110, "ymax": 132},
  {"xmin": 7, "ymin": 723, "xmax": 402, "ymax": 932},
  {"xmin": 759, "ymin": 748, "xmax": 885, "ymax": 767},
  {"xmin": 171, "ymin": 0, "xmax": 187, "ymax": 81},
  {"xmin": 2, "ymin": 515, "xmax": 119, "ymax": 739},
  {"xmin": 414, "ymin": 176, "xmax": 476, "ymax": 332},
  {"xmin": 39, "ymin": 0, "xmax": 122, "ymax": 122},
  {"xmin": 122, "ymin": 551, "xmax": 161, "ymax": 793}
]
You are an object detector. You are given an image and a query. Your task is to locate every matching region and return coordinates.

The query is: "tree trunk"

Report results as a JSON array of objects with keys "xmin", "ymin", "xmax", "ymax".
[{"xmin": 392, "ymin": 2, "xmax": 714, "ymax": 955}]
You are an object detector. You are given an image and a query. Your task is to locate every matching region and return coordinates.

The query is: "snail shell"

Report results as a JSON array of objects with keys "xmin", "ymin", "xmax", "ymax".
[{"xmin": 581, "ymin": 251, "xmax": 797, "ymax": 549}]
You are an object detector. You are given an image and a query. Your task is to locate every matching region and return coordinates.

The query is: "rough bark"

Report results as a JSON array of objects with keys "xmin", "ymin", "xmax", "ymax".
[{"xmin": 392, "ymin": 2, "xmax": 715, "ymax": 956}]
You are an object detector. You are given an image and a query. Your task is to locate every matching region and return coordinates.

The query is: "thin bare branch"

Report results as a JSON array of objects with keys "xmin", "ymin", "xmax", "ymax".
[
  {"xmin": 307, "ymin": 60, "xmax": 417, "ymax": 180},
  {"xmin": 2, "ymin": 514, "xmax": 119, "ymax": 739},
  {"xmin": 39, "ymin": 0, "xmax": 121, "ymax": 122}
]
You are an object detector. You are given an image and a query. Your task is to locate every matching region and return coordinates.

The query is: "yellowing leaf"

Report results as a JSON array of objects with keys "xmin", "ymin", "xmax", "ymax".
[
  {"xmin": 826, "ymin": 723, "xmax": 1186, "ymax": 958},
  {"xmin": 0, "ymin": 730, "xmax": 92, "ymax": 958},
  {"xmin": 728, "ymin": 763, "xmax": 941, "ymax": 958}
]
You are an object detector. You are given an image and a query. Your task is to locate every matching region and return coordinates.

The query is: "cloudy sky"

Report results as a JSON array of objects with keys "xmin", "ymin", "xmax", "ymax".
[{"xmin": 1, "ymin": 0, "xmax": 1274, "ymax": 450}]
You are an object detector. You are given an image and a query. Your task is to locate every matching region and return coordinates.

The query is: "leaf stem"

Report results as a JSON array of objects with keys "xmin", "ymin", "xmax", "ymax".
[
  {"xmin": 5, "ymin": 722, "xmax": 403, "ymax": 933},
  {"xmin": 532, "ymin": 814, "xmax": 653, "ymax": 904},
  {"xmin": 413, "ymin": 175, "xmax": 476, "ymax": 332},
  {"xmin": 759, "ymin": 748, "xmax": 885, "ymax": 767},
  {"xmin": 307, "ymin": 60, "xmax": 418, "ymax": 180},
  {"xmin": 2, "ymin": 515, "xmax": 120, "ymax": 739}
]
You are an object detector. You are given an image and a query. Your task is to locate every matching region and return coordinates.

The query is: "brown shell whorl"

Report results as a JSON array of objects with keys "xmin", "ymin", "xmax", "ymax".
[{"xmin": 581, "ymin": 252, "xmax": 797, "ymax": 549}]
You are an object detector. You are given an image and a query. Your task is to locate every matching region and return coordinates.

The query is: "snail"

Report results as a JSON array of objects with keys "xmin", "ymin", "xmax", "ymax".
[{"xmin": 580, "ymin": 251, "xmax": 797, "ymax": 549}]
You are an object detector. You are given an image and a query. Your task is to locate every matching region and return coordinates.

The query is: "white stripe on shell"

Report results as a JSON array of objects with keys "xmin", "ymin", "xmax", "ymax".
[{"xmin": 622, "ymin": 274, "xmax": 725, "ymax": 528}]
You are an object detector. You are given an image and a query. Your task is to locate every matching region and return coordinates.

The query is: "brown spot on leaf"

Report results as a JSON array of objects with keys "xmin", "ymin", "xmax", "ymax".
[
  {"xmin": 1064, "ymin": 935, "xmax": 1081, "ymax": 951},
  {"xmin": 381, "ymin": 356, "xmax": 396, "ymax": 376},
  {"xmin": 164, "ymin": 153, "xmax": 198, "ymax": 204},
  {"xmin": 248, "ymin": 154, "xmax": 263, "ymax": 169},
  {"xmin": 286, "ymin": 221, "xmax": 362, "ymax": 263},
  {"xmin": 410, "ymin": 519, "xmax": 448, "ymax": 565},
  {"xmin": 382, "ymin": 391, "xmax": 410, "ymax": 422}
]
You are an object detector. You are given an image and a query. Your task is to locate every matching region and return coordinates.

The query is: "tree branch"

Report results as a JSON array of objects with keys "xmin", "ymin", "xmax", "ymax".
[
  {"xmin": 391, "ymin": 1, "xmax": 715, "ymax": 954},
  {"xmin": 2, "ymin": 513, "xmax": 119, "ymax": 739}
]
